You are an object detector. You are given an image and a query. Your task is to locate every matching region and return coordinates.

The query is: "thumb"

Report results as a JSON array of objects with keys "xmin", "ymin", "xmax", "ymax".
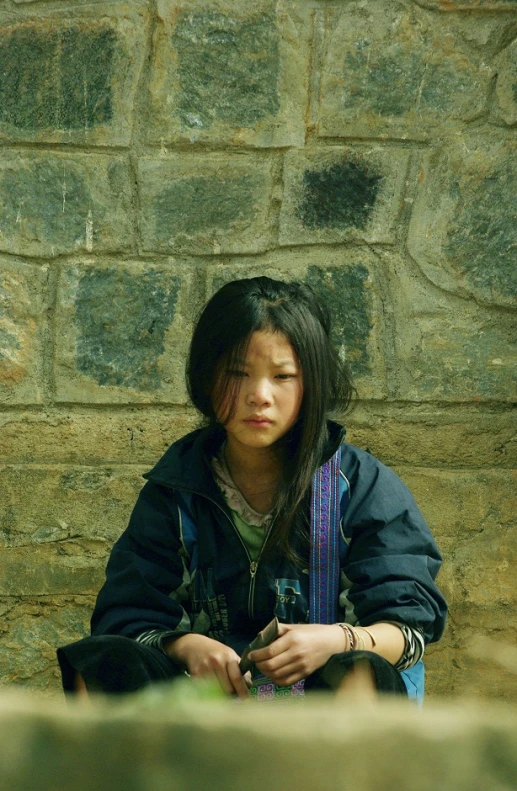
[{"xmin": 276, "ymin": 621, "xmax": 292, "ymax": 637}]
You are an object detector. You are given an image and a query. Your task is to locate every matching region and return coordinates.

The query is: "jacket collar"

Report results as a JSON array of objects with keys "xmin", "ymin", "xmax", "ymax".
[{"xmin": 144, "ymin": 420, "xmax": 346, "ymax": 495}]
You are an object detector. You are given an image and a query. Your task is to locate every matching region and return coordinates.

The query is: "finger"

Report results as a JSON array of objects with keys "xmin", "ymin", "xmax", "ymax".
[
  {"xmin": 257, "ymin": 658, "xmax": 303, "ymax": 683},
  {"xmin": 227, "ymin": 661, "xmax": 250, "ymax": 699},
  {"xmin": 249, "ymin": 632, "xmax": 294, "ymax": 663},
  {"xmin": 271, "ymin": 671, "xmax": 304, "ymax": 687},
  {"xmin": 213, "ymin": 665, "xmax": 236, "ymax": 696}
]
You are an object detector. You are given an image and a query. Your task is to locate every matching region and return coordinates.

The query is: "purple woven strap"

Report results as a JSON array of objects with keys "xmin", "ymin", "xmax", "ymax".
[
  {"xmin": 252, "ymin": 449, "xmax": 341, "ymax": 700},
  {"xmin": 309, "ymin": 449, "xmax": 341, "ymax": 625}
]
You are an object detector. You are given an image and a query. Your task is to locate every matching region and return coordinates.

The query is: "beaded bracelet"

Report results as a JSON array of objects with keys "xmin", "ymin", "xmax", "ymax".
[
  {"xmin": 336, "ymin": 622, "xmax": 355, "ymax": 651},
  {"xmin": 337, "ymin": 623, "xmax": 376, "ymax": 652}
]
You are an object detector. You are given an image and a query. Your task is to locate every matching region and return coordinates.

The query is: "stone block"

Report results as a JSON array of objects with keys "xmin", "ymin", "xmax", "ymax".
[
  {"xmin": 0, "ymin": 597, "xmax": 93, "ymax": 693},
  {"xmin": 346, "ymin": 406, "xmax": 517, "ymax": 468},
  {"xmin": 386, "ymin": 254, "xmax": 517, "ymax": 402},
  {"xmin": 425, "ymin": 627, "xmax": 517, "ymax": 700},
  {"xmin": 408, "ymin": 133, "xmax": 517, "ymax": 307},
  {"xmin": 2, "ymin": 694, "xmax": 517, "ymax": 790},
  {"xmin": 139, "ymin": 155, "xmax": 276, "ymax": 255},
  {"xmin": 0, "ymin": 259, "xmax": 47, "ymax": 404},
  {"xmin": 54, "ymin": 261, "xmax": 199, "ymax": 403},
  {"xmin": 493, "ymin": 39, "xmax": 517, "ymax": 126},
  {"xmin": 0, "ymin": 544, "xmax": 106, "ymax": 597},
  {"xmin": 318, "ymin": 4, "xmax": 493, "ymax": 140},
  {"xmin": 206, "ymin": 246, "xmax": 387, "ymax": 398},
  {"xmin": 0, "ymin": 6, "xmax": 149, "ymax": 146},
  {"xmin": 0, "ymin": 153, "xmax": 132, "ymax": 257},
  {"xmin": 0, "ymin": 464, "xmax": 144, "ymax": 548},
  {"xmin": 279, "ymin": 147, "xmax": 410, "ymax": 246},
  {"xmin": 148, "ymin": 0, "xmax": 311, "ymax": 147},
  {"xmin": 0, "ymin": 409, "xmax": 200, "ymax": 464},
  {"xmin": 416, "ymin": 0, "xmax": 517, "ymax": 8},
  {"xmin": 396, "ymin": 467, "xmax": 517, "ymax": 608}
]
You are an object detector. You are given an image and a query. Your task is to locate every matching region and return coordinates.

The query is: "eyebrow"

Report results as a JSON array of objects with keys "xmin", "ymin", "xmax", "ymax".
[{"xmin": 233, "ymin": 358, "xmax": 297, "ymax": 367}]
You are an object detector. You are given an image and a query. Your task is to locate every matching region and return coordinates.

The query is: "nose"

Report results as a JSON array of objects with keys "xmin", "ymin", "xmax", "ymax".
[{"xmin": 245, "ymin": 377, "xmax": 272, "ymax": 406}]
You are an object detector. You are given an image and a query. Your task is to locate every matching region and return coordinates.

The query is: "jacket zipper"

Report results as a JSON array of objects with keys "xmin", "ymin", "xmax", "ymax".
[
  {"xmin": 248, "ymin": 519, "xmax": 275, "ymax": 619},
  {"xmin": 162, "ymin": 483, "xmax": 273, "ymax": 621}
]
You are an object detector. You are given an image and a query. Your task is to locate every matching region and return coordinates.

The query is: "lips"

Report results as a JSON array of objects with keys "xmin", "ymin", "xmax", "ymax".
[{"xmin": 244, "ymin": 416, "xmax": 273, "ymax": 425}]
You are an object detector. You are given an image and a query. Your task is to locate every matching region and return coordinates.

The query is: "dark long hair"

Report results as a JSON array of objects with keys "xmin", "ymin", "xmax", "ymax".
[{"xmin": 186, "ymin": 277, "xmax": 354, "ymax": 562}]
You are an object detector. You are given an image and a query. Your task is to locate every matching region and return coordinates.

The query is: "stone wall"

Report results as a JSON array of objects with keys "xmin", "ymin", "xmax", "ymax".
[{"xmin": 0, "ymin": 0, "xmax": 515, "ymax": 699}]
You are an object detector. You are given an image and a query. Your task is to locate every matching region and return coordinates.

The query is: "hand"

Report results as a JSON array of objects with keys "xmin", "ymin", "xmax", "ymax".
[
  {"xmin": 165, "ymin": 634, "xmax": 250, "ymax": 699},
  {"xmin": 248, "ymin": 623, "xmax": 345, "ymax": 687}
]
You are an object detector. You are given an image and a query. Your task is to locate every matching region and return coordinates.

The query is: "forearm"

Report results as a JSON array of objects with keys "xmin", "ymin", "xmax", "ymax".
[{"xmin": 338, "ymin": 622, "xmax": 405, "ymax": 666}]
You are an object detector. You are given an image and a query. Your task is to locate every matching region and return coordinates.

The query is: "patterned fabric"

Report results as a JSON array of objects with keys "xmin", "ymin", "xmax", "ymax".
[
  {"xmin": 252, "ymin": 449, "xmax": 341, "ymax": 700},
  {"xmin": 249, "ymin": 679, "xmax": 305, "ymax": 700},
  {"xmin": 309, "ymin": 449, "xmax": 341, "ymax": 626}
]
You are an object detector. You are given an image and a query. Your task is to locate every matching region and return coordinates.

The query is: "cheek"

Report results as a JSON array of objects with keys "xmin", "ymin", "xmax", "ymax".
[{"xmin": 212, "ymin": 379, "xmax": 241, "ymax": 424}]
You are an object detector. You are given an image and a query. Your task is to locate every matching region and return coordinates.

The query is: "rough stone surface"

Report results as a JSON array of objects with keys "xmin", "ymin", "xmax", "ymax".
[
  {"xmin": 0, "ymin": 260, "xmax": 47, "ymax": 405},
  {"xmin": 0, "ymin": 8, "xmax": 148, "ymax": 146},
  {"xmin": 416, "ymin": 0, "xmax": 517, "ymax": 8},
  {"xmin": 345, "ymin": 406, "xmax": 517, "ymax": 468},
  {"xmin": 0, "ymin": 410, "xmax": 200, "ymax": 464},
  {"xmin": 0, "ymin": 464, "xmax": 144, "ymax": 549},
  {"xmin": 318, "ymin": 3, "xmax": 493, "ymax": 140},
  {"xmin": 0, "ymin": 153, "xmax": 132, "ymax": 257},
  {"xmin": 279, "ymin": 147, "xmax": 410, "ymax": 246},
  {"xmin": 493, "ymin": 39, "xmax": 517, "ymax": 126},
  {"xmin": 206, "ymin": 246, "xmax": 387, "ymax": 399},
  {"xmin": 398, "ymin": 465, "xmax": 517, "ymax": 699},
  {"xmin": 0, "ymin": 543, "xmax": 107, "ymax": 597},
  {"xmin": 0, "ymin": 598, "xmax": 93, "ymax": 693},
  {"xmin": 148, "ymin": 0, "xmax": 311, "ymax": 147},
  {"xmin": 408, "ymin": 133, "xmax": 517, "ymax": 307},
  {"xmin": 54, "ymin": 261, "xmax": 199, "ymax": 403},
  {"xmin": 139, "ymin": 154, "xmax": 276, "ymax": 254},
  {"xmin": 387, "ymin": 254, "xmax": 517, "ymax": 401},
  {"xmin": 1, "ymin": 695, "xmax": 517, "ymax": 790}
]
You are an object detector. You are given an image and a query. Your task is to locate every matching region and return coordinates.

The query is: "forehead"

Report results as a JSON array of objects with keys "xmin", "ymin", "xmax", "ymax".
[{"xmin": 241, "ymin": 330, "xmax": 298, "ymax": 364}]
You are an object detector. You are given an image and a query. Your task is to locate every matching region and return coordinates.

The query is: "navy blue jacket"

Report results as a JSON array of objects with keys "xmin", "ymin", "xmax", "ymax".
[{"xmin": 91, "ymin": 424, "xmax": 447, "ymax": 659}]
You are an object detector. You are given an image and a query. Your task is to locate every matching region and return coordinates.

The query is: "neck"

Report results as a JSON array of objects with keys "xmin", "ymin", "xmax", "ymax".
[
  {"xmin": 223, "ymin": 439, "xmax": 283, "ymax": 514},
  {"xmin": 224, "ymin": 438, "xmax": 282, "ymax": 480}
]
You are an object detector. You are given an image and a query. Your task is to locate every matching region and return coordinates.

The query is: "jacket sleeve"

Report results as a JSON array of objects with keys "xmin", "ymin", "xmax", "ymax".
[
  {"xmin": 341, "ymin": 447, "xmax": 447, "ymax": 644},
  {"xmin": 91, "ymin": 480, "xmax": 193, "ymax": 640}
]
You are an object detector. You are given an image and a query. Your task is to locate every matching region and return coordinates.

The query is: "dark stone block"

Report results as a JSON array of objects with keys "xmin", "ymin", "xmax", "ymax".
[
  {"xmin": 298, "ymin": 160, "xmax": 382, "ymax": 231},
  {"xmin": 306, "ymin": 266, "xmax": 372, "ymax": 376},
  {"xmin": 0, "ymin": 158, "xmax": 93, "ymax": 247},
  {"xmin": 74, "ymin": 268, "xmax": 179, "ymax": 390},
  {"xmin": 344, "ymin": 49, "xmax": 424, "ymax": 118},
  {"xmin": 59, "ymin": 26, "xmax": 115, "ymax": 130},
  {"xmin": 153, "ymin": 174, "xmax": 257, "ymax": 239},
  {"xmin": 445, "ymin": 169, "xmax": 517, "ymax": 300},
  {"xmin": 0, "ymin": 24, "xmax": 115, "ymax": 131},
  {"xmin": 172, "ymin": 12, "xmax": 280, "ymax": 129}
]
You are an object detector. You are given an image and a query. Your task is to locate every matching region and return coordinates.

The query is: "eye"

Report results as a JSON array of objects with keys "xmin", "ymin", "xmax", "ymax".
[
  {"xmin": 276, "ymin": 373, "xmax": 296, "ymax": 380},
  {"xmin": 228, "ymin": 369, "xmax": 247, "ymax": 378}
]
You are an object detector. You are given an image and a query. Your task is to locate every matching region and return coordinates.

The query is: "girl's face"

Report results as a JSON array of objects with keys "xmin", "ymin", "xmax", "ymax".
[{"xmin": 214, "ymin": 330, "xmax": 303, "ymax": 454}]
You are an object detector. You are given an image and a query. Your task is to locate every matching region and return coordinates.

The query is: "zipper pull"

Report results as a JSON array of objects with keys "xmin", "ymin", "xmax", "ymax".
[{"xmin": 250, "ymin": 561, "xmax": 258, "ymax": 578}]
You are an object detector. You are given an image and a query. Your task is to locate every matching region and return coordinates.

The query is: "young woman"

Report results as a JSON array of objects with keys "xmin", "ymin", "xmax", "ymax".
[{"xmin": 58, "ymin": 277, "xmax": 447, "ymax": 700}]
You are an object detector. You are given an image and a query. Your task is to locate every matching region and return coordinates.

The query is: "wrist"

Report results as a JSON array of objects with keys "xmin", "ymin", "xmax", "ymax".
[{"xmin": 163, "ymin": 632, "xmax": 198, "ymax": 662}]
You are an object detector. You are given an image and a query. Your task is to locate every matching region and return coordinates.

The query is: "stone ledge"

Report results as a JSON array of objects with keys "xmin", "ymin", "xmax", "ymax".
[{"xmin": 0, "ymin": 693, "xmax": 516, "ymax": 790}]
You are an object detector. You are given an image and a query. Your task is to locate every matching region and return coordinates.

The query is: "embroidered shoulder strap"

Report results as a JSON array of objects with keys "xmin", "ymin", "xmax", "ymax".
[
  {"xmin": 250, "ymin": 447, "xmax": 344, "ymax": 700},
  {"xmin": 309, "ymin": 448, "xmax": 342, "ymax": 625}
]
